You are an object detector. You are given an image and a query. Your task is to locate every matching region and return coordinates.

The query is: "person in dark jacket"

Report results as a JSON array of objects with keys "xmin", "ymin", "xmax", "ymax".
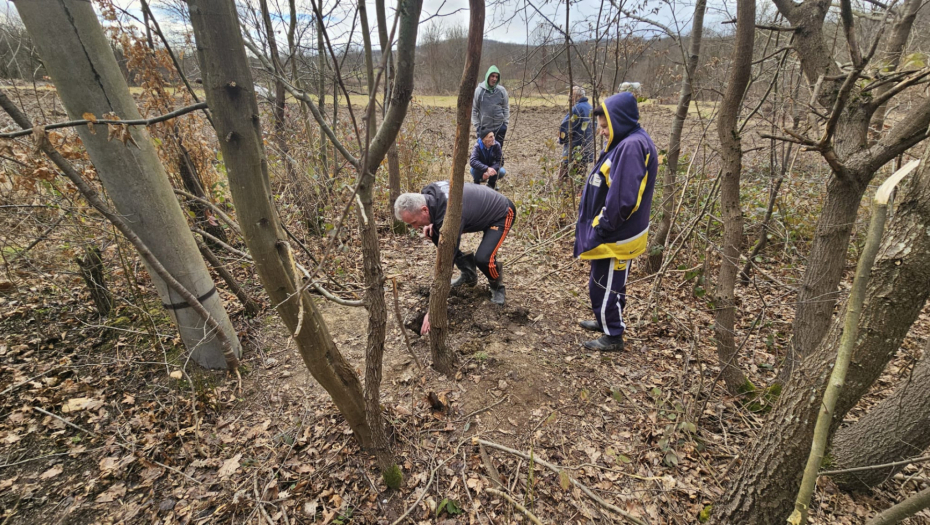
[
  {"xmin": 558, "ymin": 86, "xmax": 596, "ymax": 182},
  {"xmin": 470, "ymin": 129, "xmax": 506, "ymax": 189},
  {"xmin": 471, "ymin": 66, "xmax": 510, "ymax": 150},
  {"xmin": 395, "ymin": 182, "xmax": 516, "ymax": 333},
  {"xmin": 574, "ymin": 92, "xmax": 658, "ymax": 351}
]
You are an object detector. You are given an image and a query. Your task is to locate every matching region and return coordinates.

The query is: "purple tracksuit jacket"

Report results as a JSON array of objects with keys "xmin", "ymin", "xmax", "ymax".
[{"xmin": 573, "ymin": 92, "xmax": 659, "ymax": 260}]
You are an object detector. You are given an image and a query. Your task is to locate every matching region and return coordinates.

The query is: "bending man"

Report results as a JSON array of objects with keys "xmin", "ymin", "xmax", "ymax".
[
  {"xmin": 574, "ymin": 92, "xmax": 658, "ymax": 351},
  {"xmin": 395, "ymin": 182, "xmax": 516, "ymax": 331}
]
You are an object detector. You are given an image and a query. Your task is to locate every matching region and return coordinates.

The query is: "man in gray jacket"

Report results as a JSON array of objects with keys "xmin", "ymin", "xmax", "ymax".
[
  {"xmin": 395, "ymin": 182, "xmax": 516, "ymax": 333},
  {"xmin": 471, "ymin": 66, "xmax": 510, "ymax": 150}
]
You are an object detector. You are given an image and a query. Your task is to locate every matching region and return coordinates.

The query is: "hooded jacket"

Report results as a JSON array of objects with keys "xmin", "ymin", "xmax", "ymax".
[
  {"xmin": 469, "ymin": 137, "xmax": 503, "ymax": 173},
  {"xmin": 422, "ymin": 181, "xmax": 513, "ymax": 248},
  {"xmin": 471, "ymin": 66, "xmax": 510, "ymax": 133},
  {"xmin": 559, "ymin": 96, "xmax": 596, "ymax": 163},
  {"xmin": 573, "ymin": 92, "xmax": 658, "ymax": 260}
]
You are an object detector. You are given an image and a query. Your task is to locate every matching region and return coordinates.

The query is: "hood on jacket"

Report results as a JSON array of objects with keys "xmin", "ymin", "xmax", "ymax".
[
  {"xmin": 601, "ymin": 91, "xmax": 640, "ymax": 151},
  {"xmin": 483, "ymin": 65, "xmax": 501, "ymax": 92}
]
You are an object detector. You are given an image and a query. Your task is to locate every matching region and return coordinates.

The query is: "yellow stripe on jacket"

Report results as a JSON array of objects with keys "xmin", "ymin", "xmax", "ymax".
[
  {"xmin": 579, "ymin": 227, "xmax": 649, "ymax": 260},
  {"xmin": 628, "ymin": 152, "xmax": 650, "ymax": 218}
]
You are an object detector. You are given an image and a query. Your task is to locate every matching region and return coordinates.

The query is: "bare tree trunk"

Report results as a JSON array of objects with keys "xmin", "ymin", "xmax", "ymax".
[
  {"xmin": 428, "ymin": 0, "xmax": 485, "ymax": 375},
  {"xmin": 14, "ymin": 0, "xmax": 240, "ymax": 369},
  {"xmin": 870, "ymin": 0, "xmax": 921, "ymax": 133},
  {"xmin": 356, "ymin": 0, "xmax": 425, "ymax": 469},
  {"xmin": 830, "ymin": 343, "xmax": 930, "ymax": 491},
  {"xmin": 76, "ymin": 246, "xmax": 111, "ymax": 317},
  {"xmin": 709, "ymin": 148, "xmax": 930, "ymax": 524},
  {"xmin": 316, "ymin": 13, "xmax": 329, "ymax": 172},
  {"xmin": 780, "ymin": 173, "xmax": 868, "ymax": 381},
  {"xmin": 645, "ymin": 0, "xmax": 706, "ymax": 274},
  {"xmin": 259, "ymin": 0, "xmax": 293, "ymax": 180},
  {"xmin": 376, "ymin": 0, "xmax": 405, "ymax": 233},
  {"xmin": 712, "ymin": 0, "xmax": 754, "ymax": 396},
  {"xmin": 187, "ymin": 0, "xmax": 373, "ymax": 445}
]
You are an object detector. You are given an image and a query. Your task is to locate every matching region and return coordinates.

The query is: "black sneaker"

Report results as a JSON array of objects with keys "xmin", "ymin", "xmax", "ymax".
[
  {"xmin": 579, "ymin": 320, "xmax": 601, "ymax": 333},
  {"xmin": 490, "ymin": 285, "xmax": 506, "ymax": 305},
  {"xmin": 582, "ymin": 335, "xmax": 624, "ymax": 352}
]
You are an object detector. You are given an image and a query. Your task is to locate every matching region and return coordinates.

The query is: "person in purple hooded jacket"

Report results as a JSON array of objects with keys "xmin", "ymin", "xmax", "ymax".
[{"xmin": 574, "ymin": 92, "xmax": 658, "ymax": 351}]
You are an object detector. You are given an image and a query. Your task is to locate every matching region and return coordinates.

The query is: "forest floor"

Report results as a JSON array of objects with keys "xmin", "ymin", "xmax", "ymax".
[{"xmin": 1, "ymin": 99, "xmax": 928, "ymax": 525}]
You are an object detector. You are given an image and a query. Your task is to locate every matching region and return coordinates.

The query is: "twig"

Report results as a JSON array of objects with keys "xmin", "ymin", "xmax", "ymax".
[
  {"xmin": 391, "ymin": 277, "xmax": 424, "ymax": 370},
  {"xmin": 0, "ymin": 102, "xmax": 208, "ymax": 139},
  {"xmin": 454, "ymin": 395, "xmax": 509, "ymax": 422},
  {"xmin": 0, "ymin": 446, "xmax": 104, "ymax": 469},
  {"xmin": 390, "ymin": 454, "xmax": 455, "ymax": 525},
  {"xmin": 476, "ymin": 438, "xmax": 648, "ymax": 525},
  {"xmin": 10, "ymin": 215, "xmax": 66, "ymax": 262},
  {"xmin": 821, "ymin": 454, "xmax": 930, "ymax": 476},
  {"xmin": 294, "ymin": 262, "xmax": 363, "ymax": 307},
  {"xmin": 173, "ymin": 189, "xmax": 241, "ymax": 235},
  {"xmin": 31, "ymin": 407, "xmax": 202, "ymax": 485},
  {"xmin": 485, "ymin": 488, "xmax": 543, "ymax": 524},
  {"xmin": 192, "ymin": 228, "xmax": 250, "ymax": 259},
  {"xmin": 0, "ymin": 366, "xmax": 61, "ymax": 396}
]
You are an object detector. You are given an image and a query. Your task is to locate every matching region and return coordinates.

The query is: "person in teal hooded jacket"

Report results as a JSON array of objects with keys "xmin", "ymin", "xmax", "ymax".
[
  {"xmin": 574, "ymin": 92, "xmax": 658, "ymax": 351},
  {"xmin": 471, "ymin": 66, "xmax": 510, "ymax": 150}
]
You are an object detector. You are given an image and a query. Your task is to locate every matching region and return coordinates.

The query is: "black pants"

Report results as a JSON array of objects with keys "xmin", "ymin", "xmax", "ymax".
[{"xmin": 456, "ymin": 203, "xmax": 515, "ymax": 282}]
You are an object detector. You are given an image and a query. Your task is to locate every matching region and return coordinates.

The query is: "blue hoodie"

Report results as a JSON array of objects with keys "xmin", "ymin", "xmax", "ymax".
[
  {"xmin": 573, "ymin": 92, "xmax": 658, "ymax": 260},
  {"xmin": 559, "ymin": 96, "xmax": 595, "ymax": 163},
  {"xmin": 469, "ymin": 137, "xmax": 503, "ymax": 173}
]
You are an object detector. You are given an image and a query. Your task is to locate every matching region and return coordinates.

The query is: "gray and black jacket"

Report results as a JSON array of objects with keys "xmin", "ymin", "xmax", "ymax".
[
  {"xmin": 422, "ymin": 182, "xmax": 514, "ymax": 248},
  {"xmin": 471, "ymin": 66, "xmax": 510, "ymax": 134}
]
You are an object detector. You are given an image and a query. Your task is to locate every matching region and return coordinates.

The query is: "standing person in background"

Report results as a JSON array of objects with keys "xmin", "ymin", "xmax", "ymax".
[
  {"xmin": 471, "ymin": 66, "xmax": 510, "ymax": 152},
  {"xmin": 558, "ymin": 86, "xmax": 595, "ymax": 184},
  {"xmin": 470, "ymin": 129, "xmax": 506, "ymax": 190},
  {"xmin": 574, "ymin": 92, "xmax": 658, "ymax": 351}
]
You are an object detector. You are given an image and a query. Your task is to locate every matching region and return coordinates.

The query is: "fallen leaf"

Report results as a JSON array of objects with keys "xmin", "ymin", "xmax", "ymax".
[
  {"xmin": 218, "ymin": 453, "xmax": 242, "ymax": 478},
  {"xmin": 95, "ymin": 482, "xmax": 126, "ymax": 503},
  {"xmin": 39, "ymin": 465, "xmax": 62, "ymax": 479}
]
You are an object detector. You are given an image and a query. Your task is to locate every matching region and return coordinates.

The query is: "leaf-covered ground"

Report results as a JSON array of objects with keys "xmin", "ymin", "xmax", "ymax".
[{"xmin": 1, "ymin": 101, "xmax": 928, "ymax": 524}]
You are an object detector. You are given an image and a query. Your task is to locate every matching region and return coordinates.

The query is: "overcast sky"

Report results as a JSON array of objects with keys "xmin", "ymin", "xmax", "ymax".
[{"xmin": 0, "ymin": 0, "xmax": 728, "ymax": 48}]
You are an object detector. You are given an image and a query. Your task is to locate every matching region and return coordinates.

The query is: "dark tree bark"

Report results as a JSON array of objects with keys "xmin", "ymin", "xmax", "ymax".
[
  {"xmin": 712, "ymin": 0, "xmax": 754, "ymax": 396},
  {"xmin": 428, "ymin": 0, "xmax": 485, "ymax": 375},
  {"xmin": 710, "ymin": 148, "xmax": 930, "ymax": 524},
  {"xmin": 76, "ymin": 246, "xmax": 111, "ymax": 317},
  {"xmin": 830, "ymin": 344, "xmax": 930, "ymax": 491},
  {"xmin": 644, "ymin": 0, "xmax": 707, "ymax": 274}
]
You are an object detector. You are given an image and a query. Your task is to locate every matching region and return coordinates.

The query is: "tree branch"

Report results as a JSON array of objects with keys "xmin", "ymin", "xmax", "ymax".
[
  {"xmin": 242, "ymin": 39, "xmax": 361, "ymax": 169},
  {"xmin": 0, "ymin": 102, "xmax": 208, "ymax": 139}
]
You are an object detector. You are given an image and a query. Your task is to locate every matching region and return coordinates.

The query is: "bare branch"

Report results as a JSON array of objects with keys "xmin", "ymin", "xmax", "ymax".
[{"xmin": 0, "ymin": 102, "xmax": 208, "ymax": 139}]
